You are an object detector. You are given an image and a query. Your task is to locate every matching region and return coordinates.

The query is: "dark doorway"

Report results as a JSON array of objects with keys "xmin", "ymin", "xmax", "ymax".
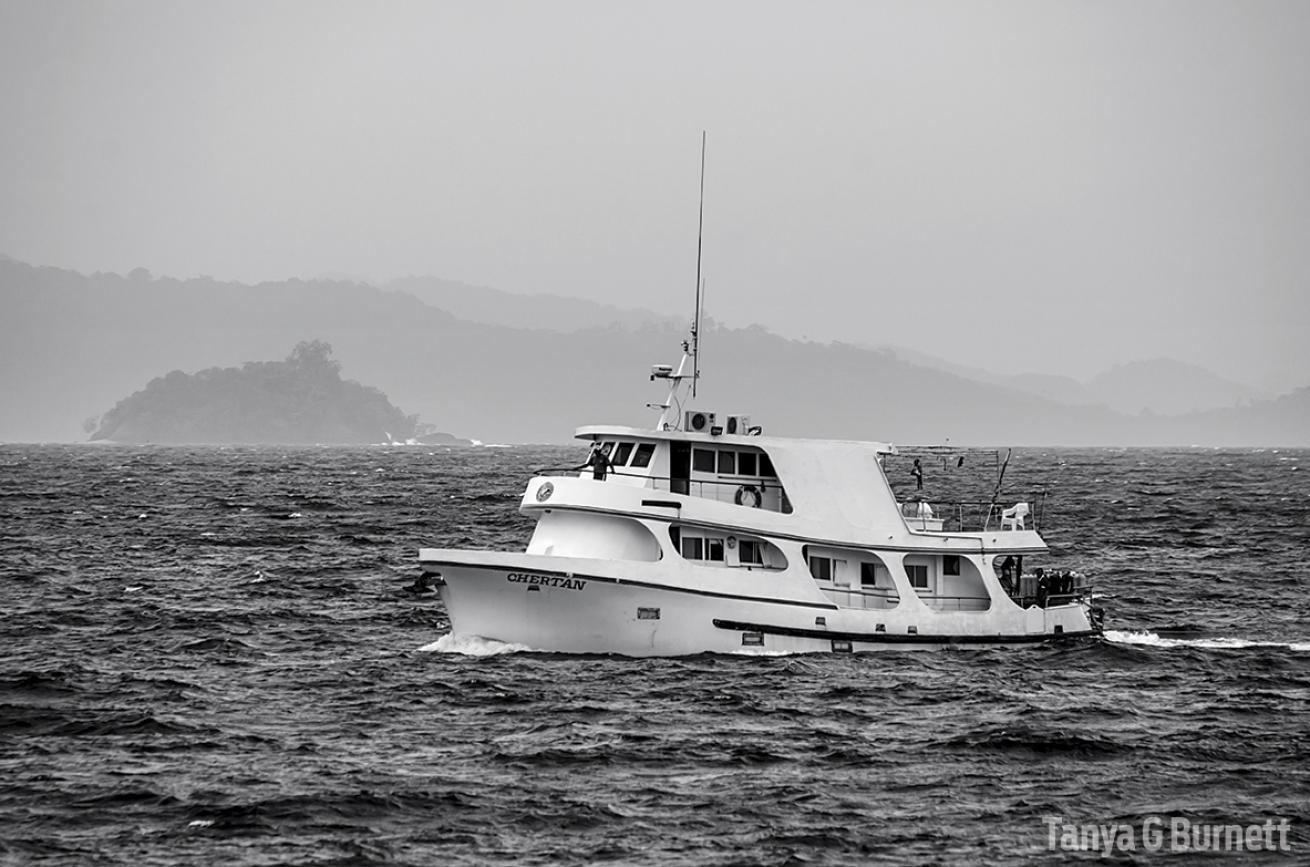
[{"xmin": 671, "ymin": 442, "xmax": 690, "ymax": 495}]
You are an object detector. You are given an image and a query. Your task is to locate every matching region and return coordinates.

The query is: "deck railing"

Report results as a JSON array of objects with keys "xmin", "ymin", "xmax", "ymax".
[
  {"xmin": 535, "ymin": 467, "xmax": 791, "ymax": 512},
  {"xmin": 900, "ymin": 491, "xmax": 1050, "ymax": 533},
  {"xmin": 537, "ymin": 467, "xmax": 1048, "ymax": 532}
]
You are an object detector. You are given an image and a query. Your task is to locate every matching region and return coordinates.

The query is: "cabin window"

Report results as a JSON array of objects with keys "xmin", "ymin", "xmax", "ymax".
[
  {"xmin": 738, "ymin": 452, "xmax": 758, "ymax": 476},
  {"xmin": 692, "ymin": 448, "xmax": 716, "ymax": 473},
  {"xmin": 613, "ymin": 442, "xmax": 634, "ymax": 466},
  {"xmin": 739, "ymin": 540, "xmax": 764, "ymax": 565},
  {"xmin": 907, "ymin": 564, "xmax": 929, "ymax": 589},
  {"xmin": 760, "ymin": 453, "xmax": 776, "ymax": 477},
  {"xmin": 678, "ymin": 535, "xmax": 725, "ymax": 562},
  {"xmin": 809, "ymin": 556, "xmax": 833, "ymax": 582},
  {"xmin": 718, "ymin": 450, "xmax": 736, "ymax": 474},
  {"xmin": 860, "ymin": 562, "xmax": 878, "ymax": 587},
  {"xmin": 943, "ymin": 555, "xmax": 960, "ymax": 576},
  {"xmin": 630, "ymin": 443, "xmax": 655, "ymax": 468}
]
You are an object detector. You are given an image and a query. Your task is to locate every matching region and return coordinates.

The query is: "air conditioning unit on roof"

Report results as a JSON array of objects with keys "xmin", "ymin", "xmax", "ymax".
[
  {"xmin": 685, "ymin": 410, "xmax": 716, "ymax": 433},
  {"xmin": 724, "ymin": 414, "xmax": 751, "ymax": 435}
]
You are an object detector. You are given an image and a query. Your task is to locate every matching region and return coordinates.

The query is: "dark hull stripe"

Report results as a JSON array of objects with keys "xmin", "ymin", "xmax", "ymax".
[
  {"xmin": 712, "ymin": 618, "xmax": 1100, "ymax": 644},
  {"xmin": 420, "ymin": 558, "xmax": 840, "ymax": 611}
]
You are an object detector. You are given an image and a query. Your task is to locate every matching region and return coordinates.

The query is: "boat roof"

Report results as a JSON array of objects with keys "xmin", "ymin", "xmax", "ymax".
[{"xmin": 575, "ymin": 424, "xmax": 899, "ymax": 456}]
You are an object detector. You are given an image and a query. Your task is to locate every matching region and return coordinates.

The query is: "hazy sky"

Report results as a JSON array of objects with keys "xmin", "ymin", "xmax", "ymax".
[{"xmin": 3, "ymin": 1, "xmax": 1307, "ymax": 391}]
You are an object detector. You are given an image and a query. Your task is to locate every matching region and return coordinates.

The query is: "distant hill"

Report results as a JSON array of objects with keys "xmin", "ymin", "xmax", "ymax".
[
  {"xmin": 90, "ymin": 341, "xmax": 420, "ymax": 444},
  {"xmin": 386, "ymin": 274, "xmax": 680, "ymax": 333},
  {"xmin": 1, "ymin": 257, "xmax": 1306, "ymax": 446},
  {"xmin": 1084, "ymin": 358, "xmax": 1264, "ymax": 415},
  {"xmin": 884, "ymin": 346, "xmax": 1264, "ymax": 415}
]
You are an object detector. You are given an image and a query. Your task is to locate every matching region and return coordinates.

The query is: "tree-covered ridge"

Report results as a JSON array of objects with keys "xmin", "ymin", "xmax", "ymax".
[{"xmin": 90, "ymin": 341, "xmax": 420, "ymax": 444}]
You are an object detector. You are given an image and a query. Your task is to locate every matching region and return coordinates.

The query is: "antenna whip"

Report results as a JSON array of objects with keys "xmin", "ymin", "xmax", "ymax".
[{"xmin": 692, "ymin": 131, "xmax": 706, "ymax": 398}]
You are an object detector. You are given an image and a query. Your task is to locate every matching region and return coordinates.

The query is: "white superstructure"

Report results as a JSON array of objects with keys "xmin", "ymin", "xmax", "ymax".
[{"xmin": 419, "ymin": 343, "xmax": 1102, "ymax": 656}]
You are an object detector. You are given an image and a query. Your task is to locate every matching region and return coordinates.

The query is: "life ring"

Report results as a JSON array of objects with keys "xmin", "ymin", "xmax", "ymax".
[{"xmin": 734, "ymin": 485, "xmax": 762, "ymax": 508}]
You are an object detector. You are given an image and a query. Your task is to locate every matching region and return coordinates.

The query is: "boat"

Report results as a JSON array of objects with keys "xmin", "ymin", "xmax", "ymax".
[
  {"xmin": 417, "ymin": 337, "xmax": 1103, "ymax": 654},
  {"xmin": 418, "ymin": 138, "xmax": 1101, "ymax": 655}
]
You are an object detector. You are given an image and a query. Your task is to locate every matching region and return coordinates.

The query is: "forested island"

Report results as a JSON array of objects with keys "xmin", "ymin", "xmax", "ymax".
[{"xmin": 89, "ymin": 341, "xmax": 456, "ymax": 445}]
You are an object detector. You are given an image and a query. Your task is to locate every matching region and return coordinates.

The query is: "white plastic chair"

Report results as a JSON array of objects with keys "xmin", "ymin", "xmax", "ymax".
[{"xmin": 1000, "ymin": 502, "xmax": 1029, "ymax": 530}]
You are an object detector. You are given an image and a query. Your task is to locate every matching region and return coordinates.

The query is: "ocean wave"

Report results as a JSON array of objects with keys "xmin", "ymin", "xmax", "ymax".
[
  {"xmin": 1105, "ymin": 629, "xmax": 1310, "ymax": 652},
  {"xmin": 418, "ymin": 633, "xmax": 534, "ymax": 656}
]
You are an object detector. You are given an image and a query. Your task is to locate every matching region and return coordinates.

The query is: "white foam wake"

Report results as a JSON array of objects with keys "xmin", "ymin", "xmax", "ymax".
[
  {"xmin": 417, "ymin": 633, "xmax": 534, "ymax": 656},
  {"xmin": 1105, "ymin": 630, "xmax": 1310, "ymax": 652}
]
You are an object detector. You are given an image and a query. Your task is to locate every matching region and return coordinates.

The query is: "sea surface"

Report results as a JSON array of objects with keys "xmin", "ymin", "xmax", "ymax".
[{"xmin": 2, "ymin": 444, "xmax": 1308, "ymax": 865}]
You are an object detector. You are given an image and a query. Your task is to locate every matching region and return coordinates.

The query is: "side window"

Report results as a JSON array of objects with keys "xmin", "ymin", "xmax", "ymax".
[
  {"xmin": 738, "ymin": 452, "xmax": 758, "ymax": 476},
  {"xmin": 739, "ymin": 540, "xmax": 764, "ymax": 565},
  {"xmin": 692, "ymin": 448, "xmax": 716, "ymax": 473},
  {"xmin": 681, "ymin": 537, "xmax": 704, "ymax": 560},
  {"xmin": 907, "ymin": 564, "xmax": 929, "ymax": 589},
  {"xmin": 718, "ymin": 450, "xmax": 736, "ymax": 474},
  {"xmin": 809, "ymin": 555, "xmax": 832, "ymax": 582},
  {"xmin": 759, "ymin": 453, "xmax": 776, "ymax": 477},
  {"xmin": 613, "ymin": 442, "xmax": 634, "ymax": 466},
  {"xmin": 860, "ymin": 562, "xmax": 878, "ymax": 586},
  {"xmin": 706, "ymin": 539, "xmax": 724, "ymax": 562},
  {"xmin": 630, "ymin": 443, "xmax": 655, "ymax": 467},
  {"xmin": 943, "ymin": 555, "xmax": 960, "ymax": 576}
]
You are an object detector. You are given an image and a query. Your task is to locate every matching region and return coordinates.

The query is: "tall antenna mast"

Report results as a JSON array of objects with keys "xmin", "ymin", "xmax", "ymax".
[{"xmin": 692, "ymin": 131, "xmax": 706, "ymax": 398}]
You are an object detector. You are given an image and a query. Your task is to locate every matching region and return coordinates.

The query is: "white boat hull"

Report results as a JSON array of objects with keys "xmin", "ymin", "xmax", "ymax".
[{"xmin": 423, "ymin": 554, "xmax": 1101, "ymax": 656}]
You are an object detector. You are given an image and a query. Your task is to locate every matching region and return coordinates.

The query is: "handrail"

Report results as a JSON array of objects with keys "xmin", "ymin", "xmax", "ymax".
[
  {"xmin": 536, "ymin": 467, "xmax": 778, "ymax": 488},
  {"xmin": 819, "ymin": 583, "xmax": 901, "ymax": 601},
  {"xmin": 900, "ymin": 494, "xmax": 1049, "ymax": 533},
  {"xmin": 534, "ymin": 466, "xmax": 791, "ymax": 512}
]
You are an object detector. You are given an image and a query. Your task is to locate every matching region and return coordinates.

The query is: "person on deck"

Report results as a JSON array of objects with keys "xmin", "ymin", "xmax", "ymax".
[
  {"xmin": 999, "ymin": 555, "xmax": 1016, "ymax": 596},
  {"xmin": 911, "ymin": 458, "xmax": 924, "ymax": 490},
  {"xmin": 577, "ymin": 443, "xmax": 611, "ymax": 481}
]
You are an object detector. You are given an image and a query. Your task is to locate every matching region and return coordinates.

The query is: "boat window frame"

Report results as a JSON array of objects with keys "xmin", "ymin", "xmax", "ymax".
[
  {"xmin": 612, "ymin": 442, "xmax": 635, "ymax": 467},
  {"xmin": 706, "ymin": 538, "xmax": 725, "ymax": 562},
  {"xmin": 809, "ymin": 555, "xmax": 833, "ymax": 582},
  {"xmin": 717, "ymin": 450, "xmax": 736, "ymax": 474},
  {"xmin": 692, "ymin": 448, "xmax": 716, "ymax": 473},
  {"xmin": 906, "ymin": 563, "xmax": 929, "ymax": 589},
  {"xmin": 737, "ymin": 452, "xmax": 758, "ymax": 476},
  {"xmin": 739, "ymin": 539, "xmax": 764, "ymax": 565},
  {"xmin": 630, "ymin": 442, "xmax": 655, "ymax": 468}
]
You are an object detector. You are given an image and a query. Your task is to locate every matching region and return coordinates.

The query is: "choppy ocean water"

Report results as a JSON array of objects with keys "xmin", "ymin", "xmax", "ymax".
[{"xmin": 2, "ymin": 443, "xmax": 1308, "ymax": 866}]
